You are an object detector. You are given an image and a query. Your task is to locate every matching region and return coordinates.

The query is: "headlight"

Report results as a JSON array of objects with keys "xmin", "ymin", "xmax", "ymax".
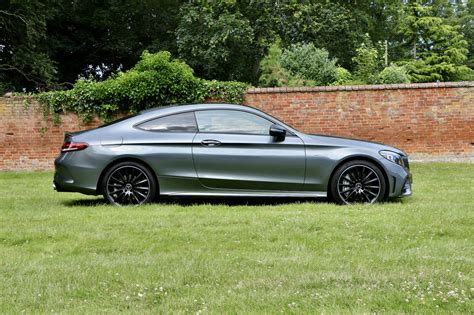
[{"xmin": 380, "ymin": 150, "xmax": 404, "ymax": 166}]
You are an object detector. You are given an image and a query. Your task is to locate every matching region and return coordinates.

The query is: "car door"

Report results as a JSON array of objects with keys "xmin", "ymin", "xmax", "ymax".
[{"xmin": 192, "ymin": 109, "xmax": 306, "ymax": 191}]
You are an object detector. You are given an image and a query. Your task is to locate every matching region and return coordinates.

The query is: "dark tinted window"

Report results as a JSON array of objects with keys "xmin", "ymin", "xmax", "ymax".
[
  {"xmin": 195, "ymin": 110, "xmax": 273, "ymax": 135},
  {"xmin": 137, "ymin": 112, "xmax": 197, "ymax": 132},
  {"xmin": 98, "ymin": 114, "xmax": 137, "ymax": 128}
]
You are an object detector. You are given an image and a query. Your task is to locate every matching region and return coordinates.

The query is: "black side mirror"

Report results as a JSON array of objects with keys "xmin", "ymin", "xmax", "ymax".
[{"xmin": 269, "ymin": 124, "xmax": 286, "ymax": 142}]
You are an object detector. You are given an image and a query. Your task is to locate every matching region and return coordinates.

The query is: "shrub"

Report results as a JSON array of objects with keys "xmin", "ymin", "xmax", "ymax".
[
  {"xmin": 258, "ymin": 41, "xmax": 288, "ymax": 87},
  {"xmin": 259, "ymin": 41, "xmax": 321, "ymax": 87},
  {"xmin": 36, "ymin": 51, "xmax": 248, "ymax": 123},
  {"xmin": 451, "ymin": 66, "xmax": 474, "ymax": 81},
  {"xmin": 280, "ymin": 43, "xmax": 337, "ymax": 86},
  {"xmin": 199, "ymin": 79, "xmax": 248, "ymax": 104},
  {"xmin": 0, "ymin": 80, "xmax": 13, "ymax": 95},
  {"xmin": 377, "ymin": 65, "xmax": 410, "ymax": 84},
  {"xmin": 352, "ymin": 36, "xmax": 383, "ymax": 84},
  {"xmin": 330, "ymin": 67, "xmax": 352, "ymax": 85}
]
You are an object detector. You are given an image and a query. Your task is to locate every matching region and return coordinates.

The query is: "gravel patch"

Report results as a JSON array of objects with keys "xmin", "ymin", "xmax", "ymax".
[{"xmin": 409, "ymin": 154, "xmax": 474, "ymax": 163}]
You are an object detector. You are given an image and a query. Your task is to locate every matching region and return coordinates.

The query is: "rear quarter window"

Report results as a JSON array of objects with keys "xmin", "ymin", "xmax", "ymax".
[{"xmin": 136, "ymin": 112, "xmax": 198, "ymax": 132}]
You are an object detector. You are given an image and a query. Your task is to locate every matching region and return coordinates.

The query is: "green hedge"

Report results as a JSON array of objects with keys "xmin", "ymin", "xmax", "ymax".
[{"xmin": 35, "ymin": 51, "xmax": 248, "ymax": 123}]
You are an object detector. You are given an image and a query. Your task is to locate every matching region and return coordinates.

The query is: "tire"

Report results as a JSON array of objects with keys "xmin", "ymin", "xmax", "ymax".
[
  {"xmin": 330, "ymin": 160, "xmax": 386, "ymax": 205},
  {"xmin": 102, "ymin": 161, "xmax": 157, "ymax": 205}
]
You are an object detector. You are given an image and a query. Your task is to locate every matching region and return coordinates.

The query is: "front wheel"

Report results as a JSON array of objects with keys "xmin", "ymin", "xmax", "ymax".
[
  {"xmin": 102, "ymin": 161, "xmax": 157, "ymax": 205},
  {"xmin": 330, "ymin": 160, "xmax": 386, "ymax": 205}
]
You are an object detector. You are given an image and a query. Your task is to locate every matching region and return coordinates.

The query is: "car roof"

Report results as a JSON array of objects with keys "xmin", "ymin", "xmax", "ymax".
[
  {"xmin": 137, "ymin": 103, "xmax": 281, "ymax": 122},
  {"xmin": 139, "ymin": 103, "xmax": 256, "ymax": 115}
]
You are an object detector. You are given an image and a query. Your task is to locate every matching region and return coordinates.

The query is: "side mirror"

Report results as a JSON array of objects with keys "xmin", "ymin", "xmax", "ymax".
[{"xmin": 269, "ymin": 124, "xmax": 286, "ymax": 142}]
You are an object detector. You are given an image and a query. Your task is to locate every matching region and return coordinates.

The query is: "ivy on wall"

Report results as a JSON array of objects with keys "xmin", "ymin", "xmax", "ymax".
[{"xmin": 35, "ymin": 51, "xmax": 248, "ymax": 123}]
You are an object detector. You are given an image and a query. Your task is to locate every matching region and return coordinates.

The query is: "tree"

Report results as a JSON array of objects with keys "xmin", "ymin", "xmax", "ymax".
[
  {"xmin": 352, "ymin": 35, "xmax": 384, "ymax": 84},
  {"xmin": 0, "ymin": 0, "xmax": 57, "ymax": 92},
  {"xmin": 176, "ymin": 4, "xmax": 254, "ymax": 82},
  {"xmin": 176, "ymin": 2, "xmax": 279, "ymax": 84},
  {"xmin": 398, "ymin": 1, "xmax": 471, "ymax": 82},
  {"xmin": 332, "ymin": 0, "xmax": 403, "ymax": 47},
  {"xmin": 278, "ymin": 1, "xmax": 363, "ymax": 70},
  {"xmin": 457, "ymin": 0, "xmax": 474, "ymax": 68},
  {"xmin": 280, "ymin": 43, "xmax": 338, "ymax": 86},
  {"xmin": 258, "ymin": 41, "xmax": 288, "ymax": 87},
  {"xmin": 46, "ymin": 0, "xmax": 183, "ymax": 85},
  {"xmin": 0, "ymin": 0, "xmax": 185, "ymax": 92},
  {"xmin": 2, "ymin": 0, "xmax": 472, "ymax": 92}
]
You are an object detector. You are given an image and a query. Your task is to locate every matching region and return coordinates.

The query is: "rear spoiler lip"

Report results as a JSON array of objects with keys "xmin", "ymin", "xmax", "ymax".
[{"xmin": 64, "ymin": 130, "xmax": 88, "ymax": 139}]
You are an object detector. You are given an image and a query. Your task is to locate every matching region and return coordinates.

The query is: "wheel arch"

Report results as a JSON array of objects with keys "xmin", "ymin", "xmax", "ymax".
[
  {"xmin": 96, "ymin": 157, "xmax": 159, "ymax": 194},
  {"xmin": 327, "ymin": 155, "xmax": 390, "ymax": 200}
]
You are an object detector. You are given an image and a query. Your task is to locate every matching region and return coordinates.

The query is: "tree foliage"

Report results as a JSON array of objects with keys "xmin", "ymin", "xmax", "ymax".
[
  {"xmin": 47, "ymin": 0, "xmax": 183, "ymax": 85},
  {"xmin": 277, "ymin": 1, "xmax": 362, "ymax": 70},
  {"xmin": 36, "ymin": 51, "xmax": 248, "ymax": 123},
  {"xmin": 1, "ymin": 0, "xmax": 473, "ymax": 93},
  {"xmin": 459, "ymin": 0, "xmax": 474, "ymax": 68},
  {"xmin": 331, "ymin": 67, "xmax": 353, "ymax": 85},
  {"xmin": 258, "ymin": 41, "xmax": 288, "ymax": 87},
  {"xmin": 280, "ymin": 43, "xmax": 338, "ymax": 86},
  {"xmin": 176, "ymin": 1, "xmax": 279, "ymax": 84},
  {"xmin": 352, "ymin": 36, "xmax": 384, "ymax": 84},
  {"xmin": 378, "ymin": 65, "xmax": 411, "ymax": 84},
  {"xmin": 0, "ymin": 0, "xmax": 57, "ymax": 92},
  {"xmin": 176, "ymin": 4, "xmax": 255, "ymax": 82},
  {"xmin": 398, "ymin": 1, "xmax": 471, "ymax": 82}
]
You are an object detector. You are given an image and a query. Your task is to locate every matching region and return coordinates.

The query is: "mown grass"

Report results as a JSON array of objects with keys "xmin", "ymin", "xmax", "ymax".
[{"xmin": 0, "ymin": 163, "xmax": 473, "ymax": 313}]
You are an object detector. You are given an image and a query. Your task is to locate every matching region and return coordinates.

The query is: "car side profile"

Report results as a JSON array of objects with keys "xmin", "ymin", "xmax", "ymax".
[{"xmin": 54, "ymin": 103, "xmax": 412, "ymax": 205}]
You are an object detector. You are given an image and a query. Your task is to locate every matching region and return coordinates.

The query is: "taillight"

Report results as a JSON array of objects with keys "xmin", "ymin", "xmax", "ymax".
[{"xmin": 61, "ymin": 142, "xmax": 89, "ymax": 152}]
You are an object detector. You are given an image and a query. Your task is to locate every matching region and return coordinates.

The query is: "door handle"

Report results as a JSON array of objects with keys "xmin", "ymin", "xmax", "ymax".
[{"xmin": 201, "ymin": 139, "xmax": 221, "ymax": 146}]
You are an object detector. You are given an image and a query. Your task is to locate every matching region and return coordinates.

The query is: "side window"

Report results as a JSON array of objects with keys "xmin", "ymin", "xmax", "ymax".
[
  {"xmin": 195, "ymin": 110, "xmax": 273, "ymax": 135},
  {"xmin": 137, "ymin": 112, "xmax": 197, "ymax": 132}
]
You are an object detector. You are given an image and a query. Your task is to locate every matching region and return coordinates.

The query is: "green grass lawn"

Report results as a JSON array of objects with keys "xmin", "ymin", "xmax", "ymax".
[{"xmin": 0, "ymin": 163, "xmax": 473, "ymax": 313}]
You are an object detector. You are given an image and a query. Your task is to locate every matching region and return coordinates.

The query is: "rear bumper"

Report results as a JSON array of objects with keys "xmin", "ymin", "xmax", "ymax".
[
  {"xmin": 53, "ymin": 177, "xmax": 97, "ymax": 195},
  {"xmin": 52, "ymin": 180, "xmax": 86, "ymax": 193},
  {"xmin": 53, "ymin": 152, "xmax": 100, "ymax": 195}
]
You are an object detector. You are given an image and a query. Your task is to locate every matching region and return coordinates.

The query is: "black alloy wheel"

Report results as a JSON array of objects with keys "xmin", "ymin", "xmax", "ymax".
[
  {"xmin": 102, "ymin": 161, "xmax": 157, "ymax": 205},
  {"xmin": 330, "ymin": 160, "xmax": 386, "ymax": 205}
]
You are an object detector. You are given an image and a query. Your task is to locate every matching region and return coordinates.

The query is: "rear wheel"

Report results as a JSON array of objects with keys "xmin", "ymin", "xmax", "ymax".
[
  {"xmin": 102, "ymin": 161, "xmax": 157, "ymax": 205},
  {"xmin": 330, "ymin": 160, "xmax": 386, "ymax": 205}
]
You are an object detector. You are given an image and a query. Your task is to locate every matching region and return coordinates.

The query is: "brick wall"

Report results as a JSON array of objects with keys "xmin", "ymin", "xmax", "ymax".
[
  {"xmin": 245, "ymin": 82, "xmax": 474, "ymax": 158},
  {"xmin": 0, "ymin": 97, "xmax": 101, "ymax": 170},
  {"xmin": 0, "ymin": 82, "xmax": 473, "ymax": 171}
]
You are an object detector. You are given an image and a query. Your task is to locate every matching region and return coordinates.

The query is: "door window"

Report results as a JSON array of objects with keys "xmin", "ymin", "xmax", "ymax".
[
  {"xmin": 195, "ymin": 110, "xmax": 273, "ymax": 135},
  {"xmin": 137, "ymin": 112, "xmax": 198, "ymax": 132}
]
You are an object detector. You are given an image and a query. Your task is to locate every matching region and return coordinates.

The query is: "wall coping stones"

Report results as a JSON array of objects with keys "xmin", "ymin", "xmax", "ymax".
[{"xmin": 246, "ymin": 81, "xmax": 474, "ymax": 94}]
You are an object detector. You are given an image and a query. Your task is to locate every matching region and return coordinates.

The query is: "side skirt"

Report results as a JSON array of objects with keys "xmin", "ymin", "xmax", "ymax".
[
  {"xmin": 158, "ymin": 176, "xmax": 327, "ymax": 198},
  {"xmin": 162, "ymin": 190, "xmax": 327, "ymax": 198}
]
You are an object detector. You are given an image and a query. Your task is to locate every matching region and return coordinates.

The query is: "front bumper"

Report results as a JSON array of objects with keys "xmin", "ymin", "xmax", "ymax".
[
  {"xmin": 381, "ymin": 157, "xmax": 412, "ymax": 198},
  {"xmin": 400, "ymin": 176, "xmax": 412, "ymax": 197}
]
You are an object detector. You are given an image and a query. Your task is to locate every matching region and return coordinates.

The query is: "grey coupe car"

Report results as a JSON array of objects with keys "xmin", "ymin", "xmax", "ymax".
[{"xmin": 54, "ymin": 103, "xmax": 412, "ymax": 205}]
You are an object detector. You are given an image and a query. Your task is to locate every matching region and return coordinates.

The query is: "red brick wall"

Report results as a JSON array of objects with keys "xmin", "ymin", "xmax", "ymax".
[
  {"xmin": 245, "ymin": 82, "xmax": 474, "ymax": 157},
  {"xmin": 0, "ymin": 96, "xmax": 101, "ymax": 170},
  {"xmin": 0, "ymin": 82, "xmax": 473, "ymax": 170}
]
